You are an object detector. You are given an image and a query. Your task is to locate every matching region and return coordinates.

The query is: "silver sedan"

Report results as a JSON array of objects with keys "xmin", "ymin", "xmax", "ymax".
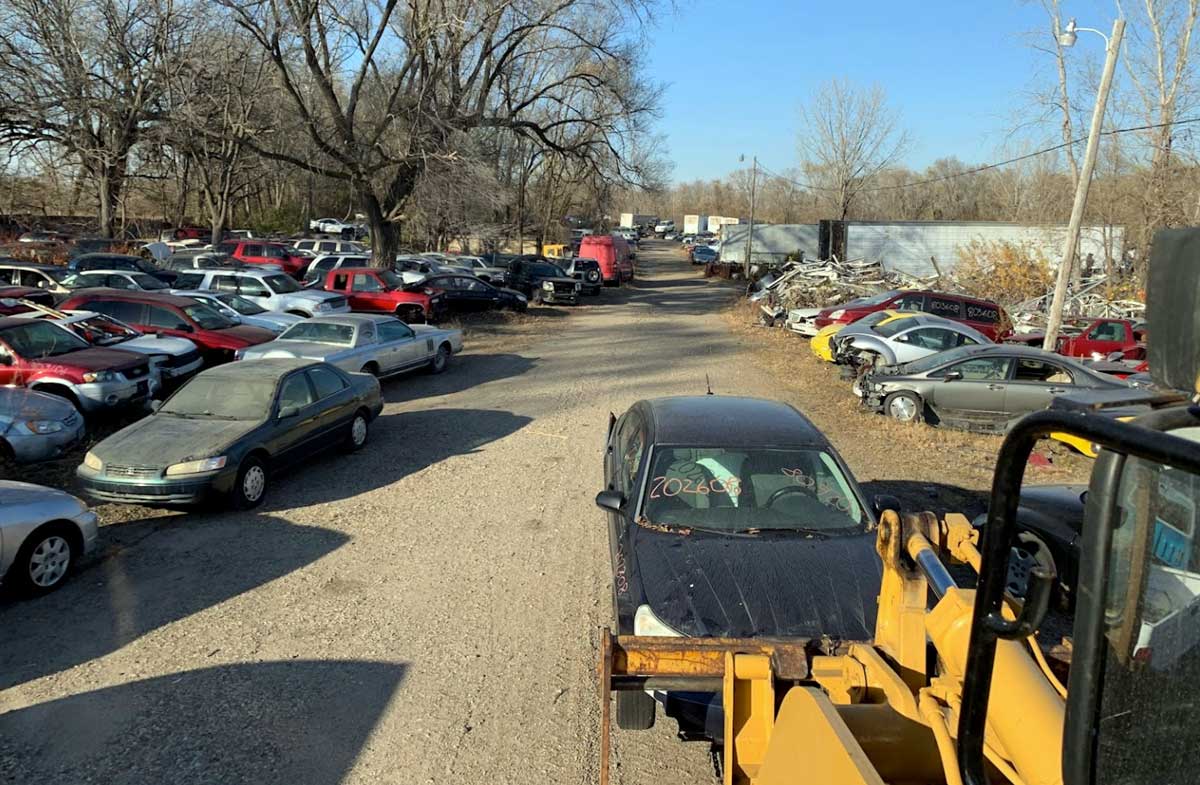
[
  {"xmin": 831, "ymin": 312, "xmax": 992, "ymax": 369},
  {"xmin": 0, "ymin": 386, "xmax": 86, "ymax": 465},
  {"xmin": 0, "ymin": 481, "xmax": 98, "ymax": 593}
]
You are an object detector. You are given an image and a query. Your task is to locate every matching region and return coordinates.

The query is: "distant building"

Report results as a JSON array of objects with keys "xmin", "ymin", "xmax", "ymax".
[{"xmin": 719, "ymin": 219, "xmax": 1123, "ymax": 276}]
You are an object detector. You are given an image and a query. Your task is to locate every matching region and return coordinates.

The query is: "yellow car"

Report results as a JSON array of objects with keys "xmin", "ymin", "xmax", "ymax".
[{"xmin": 810, "ymin": 310, "xmax": 912, "ymax": 363}]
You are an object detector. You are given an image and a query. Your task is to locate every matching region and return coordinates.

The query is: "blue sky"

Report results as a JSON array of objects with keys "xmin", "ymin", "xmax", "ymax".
[{"xmin": 646, "ymin": 0, "xmax": 1074, "ymax": 182}]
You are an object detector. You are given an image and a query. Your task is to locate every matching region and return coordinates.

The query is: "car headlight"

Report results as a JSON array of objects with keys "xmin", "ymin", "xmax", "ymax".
[
  {"xmin": 574, "ymin": 282, "xmax": 581, "ymax": 291},
  {"xmin": 542, "ymin": 281, "xmax": 554, "ymax": 291},
  {"xmin": 315, "ymin": 301, "xmax": 331, "ymax": 311},
  {"xmin": 165, "ymin": 456, "xmax": 228, "ymax": 476},
  {"xmin": 634, "ymin": 604, "xmax": 683, "ymax": 637},
  {"xmin": 24, "ymin": 419, "xmax": 64, "ymax": 434},
  {"xmin": 828, "ymin": 309, "xmax": 845, "ymax": 320},
  {"xmin": 83, "ymin": 451, "xmax": 104, "ymax": 471},
  {"xmin": 82, "ymin": 370, "xmax": 118, "ymax": 383},
  {"xmin": 150, "ymin": 353, "xmax": 170, "ymax": 366}
]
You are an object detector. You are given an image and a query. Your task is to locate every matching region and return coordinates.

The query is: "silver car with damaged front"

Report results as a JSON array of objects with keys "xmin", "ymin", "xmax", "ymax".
[
  {"xmin": 0, "ymin": 386, "xmax": 86, "ymax": 464},
  {"xmin": 236, "ymin": 313, "xmax": 464, "ymax": 378},
  {"xmin": 0, "ymin": 480, "xmax": 98, "ymax": 593},
  {"xmin": 832, "ymin": 312, "xmax": 991, "ymax": 370}
]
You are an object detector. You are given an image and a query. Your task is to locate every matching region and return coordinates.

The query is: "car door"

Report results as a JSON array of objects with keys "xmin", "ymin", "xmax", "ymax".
[
  {"xmin": 1079, "ymin": 321, "xmax": 1127, "ymax": 358},
  {"xmin": 269, "ymin": 370, "xmax": 321, "ymax": 467},
  {"xmin": 233, "ymin": 276, "xmax": 273, "ymax": 309},
  {"xmin": 927, "ymin": 356, "xmax": 1014, "ymax": 422},
  {"xmin": 457, "ymin": 277, "xmax": 495, "ymax": 311},
  {"xmin": 1004, "ymin": 357, "xmax": 1077, "ymax": 415},
  {"xmin": 142, "ymin": 303, "xmax": 196, "ymax": 341},
  {"xmin": 890, "ymin": 327, "xmax": 961, "ymax": 364},
  {"xmin": 350, "ymin": 271, "xmax": 390, "ymax": 312},
  {"xmin": 375, "ymin": 319, "xmax": 420, "ymax": 371},
  {"xmin": 305, "ymin": 365, "xmax": 356, "ymax": 439},
  {"xmin": 609, "ymin": 411, "xmax": 646, "ymax": 628}
]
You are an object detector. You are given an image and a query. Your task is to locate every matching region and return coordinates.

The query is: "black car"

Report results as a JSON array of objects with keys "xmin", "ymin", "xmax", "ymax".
[
  {"xmin": 407, "ymin": 273, "xmax": 527, "ymax": 314},
  {"xmin": 77, "ymin": 358, "xmax": 383, "ymax": 509},
  {"xmin": 558, "ymin": 258, "xmax": 603, "ymax": 295},
  {"xmin": 691, "ymin": 246, "xmax": 718, "ymax": 265},
  {"xmin": 505, "ymin": 256, "xmax": 580, "ymax": 305},
  {"xmin": 596, "ymin": 395, "xmax": 881, "ymax": 733},
  {"xmin": 68, "ymin": 253, "xmax": 177, "ymax": 285}
]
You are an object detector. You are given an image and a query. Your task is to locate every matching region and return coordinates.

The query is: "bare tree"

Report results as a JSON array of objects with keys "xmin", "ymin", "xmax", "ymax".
[
  {"xmin": 215, "ymin": 0, "xmax": 659, "ymax": 263},
  {"xmin": 797, "ymin": 79, "xmax": 908, "ymax": 220},
  {"xmin": 0, "ymin": 0, "xmax": 180, "ymax": 237}
]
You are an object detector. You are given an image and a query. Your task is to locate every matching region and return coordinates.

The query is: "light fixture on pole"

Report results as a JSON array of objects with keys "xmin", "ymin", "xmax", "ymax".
[{"xmin": 1042, "ymin": 15, "xmax": 1125, "ymax": 352}]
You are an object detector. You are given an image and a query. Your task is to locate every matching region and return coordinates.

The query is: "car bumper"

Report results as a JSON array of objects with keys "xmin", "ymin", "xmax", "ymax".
[
  {"xmin": 75, "ymin": 379, "xmax": 153, "ymax": 412},
  {"xmin": 315, "ymin": 304, "xmax": 352, "ymax": 315},
  {"xmin": 8, "ymin": 417, "xmax": 87, "ymax": 463},
  {"xmin": 161, "ymin": 355, "xmax": 204, "ymax": 380},
  {"xmin": 542, "ymin": 291, "xmax": 580, "ymax": 304},
  {"xmin": 75, "ymin": 466, "xmax": 236, "ymax": 505},
  {"xmin": 786, "ymin": 315, "xmax": 822, "ymax": 337}
]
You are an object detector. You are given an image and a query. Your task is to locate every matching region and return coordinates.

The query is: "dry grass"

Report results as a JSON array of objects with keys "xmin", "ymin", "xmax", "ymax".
[{"xmin": 725, "ymin": 300, "xmax": 1091, "ymax": 515}]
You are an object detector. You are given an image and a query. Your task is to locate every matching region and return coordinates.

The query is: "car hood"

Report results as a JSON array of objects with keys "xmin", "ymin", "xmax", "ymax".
[
  {"xmin": 240, "ymin": 340, "xmax": 342, "ymax": 360},
  {"xmin": 0, "ymin": 386, "xmax": 77, "ymax": 420},
  {"xmin": 284, "ymin": 289, "xmax": 342, "ymax": 303},
  {"xmin": 49, "ymin": 346, "xmax": 147, "ymax": 372},
  {"xmin": 94, "ymin": 413, "xmax": 262, "ymax": 467},
  {"xmin": 632, "ymin": 528, "xmax": 880, "ymax": 640},
  {"xmin": 112, "ymin": 335, "xmax": 196, "ymax": 355},
  {"xmin": 0, "ymin": 480, "xmax": 86, "ymax": 526},
  {"xmin": 215, "ymin": 324, "xmax": 276, "ymax": 345}
]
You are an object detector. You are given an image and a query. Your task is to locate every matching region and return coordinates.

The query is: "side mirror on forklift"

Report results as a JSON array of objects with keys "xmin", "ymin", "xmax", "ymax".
[{"xmin": 872, "ymin": 494, "xmax": 901, "ymax": 518}]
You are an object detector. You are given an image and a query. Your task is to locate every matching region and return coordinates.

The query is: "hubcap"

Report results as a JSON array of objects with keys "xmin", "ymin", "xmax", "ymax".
[
  {"xmin": 352, "ymin": 417, "xmax": 367, "ymax": 445},
  {"xmin": 1007, "ymin": 546, "xmax": 1035, "ymax": 597},
  {"xmin": 29, "ymin": 535, "xmax": 71, "ymax": 587},
  {"xmin": 243, "ymin": 465, "xmax": 266, "ymax": 502},
  {"xmin": 889, "ymin": 397, "xmax": 917, "ymax": 421}
]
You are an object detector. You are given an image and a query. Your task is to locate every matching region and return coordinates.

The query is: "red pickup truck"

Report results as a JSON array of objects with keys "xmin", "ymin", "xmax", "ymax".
[
  {"xmin": 1012, "ymin": 317, "xmax": 1146, "ymax": 361},
  {"xmin": 319, "ymin": 267, "xmax": 442, "ymax": 323}
]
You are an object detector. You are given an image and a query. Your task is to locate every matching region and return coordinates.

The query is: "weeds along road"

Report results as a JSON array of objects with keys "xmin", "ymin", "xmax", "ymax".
[{"xmin": 0, "ymin": 242, "xmax": 795, "ymax": 785}]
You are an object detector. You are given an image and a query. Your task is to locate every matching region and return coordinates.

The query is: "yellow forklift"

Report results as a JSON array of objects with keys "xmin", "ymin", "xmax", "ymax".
[{"xmin": 598, "ymin": 228, "xmax": 1200, "ymax": 785}]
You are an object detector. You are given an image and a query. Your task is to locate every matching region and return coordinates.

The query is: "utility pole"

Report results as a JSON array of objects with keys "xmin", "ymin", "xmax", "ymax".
[
  {"xmin": 1043, "ymin": 17, "xmax": 1125, "ymax": 351},
  {"xmin": 744, "ymin": 156, "xmax": 758, "ymax": 279}
]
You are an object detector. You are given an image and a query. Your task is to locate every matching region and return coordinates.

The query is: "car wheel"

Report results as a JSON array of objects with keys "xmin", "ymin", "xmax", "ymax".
[
  {"xmin": 343, "ymin": 410, "xmax": 370, "ymax": 452},
  {"xmin": 884, "ymin": 392, "xmax": 923, "ymax": 423},
  {"xmin": 9, "ymin": 522, "xmax": 77, "ymax": 595},
  {"xmin": 231, "ymin": 456, "xmax": 268, "ymax": 509},
  {"xmin": 531, "ymin": 288, "xmax": 544, "ymax": 305},
  {"xmin": 360, "ymin": 362, "xmax": 381, "ymax": 377},
  {"xmin": 429, "ymin": 343, "xmax": 451, "ymax": 374},
  {"xmin": 616, "ymin": 691, "xmax": 656, "ymax": 730}
]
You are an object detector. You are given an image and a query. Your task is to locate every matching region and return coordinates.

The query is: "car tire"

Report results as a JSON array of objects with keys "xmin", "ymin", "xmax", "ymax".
[
  {"xmin": 8, "ymin": 522, "xmax": 77, "ymax": 595},
  {"xmin": 360, "ymin": 362, "xmax": 381, "ymax": 377},
  {"xmin": 231, "ymin": 455, "xmax": 268, "ymax": 509},
  {"xmin": 884, "ymin": 392, "xmax": 923, "ymax": 424},
  {"xmin": 531, "ymin": 288, "xmax": 544, "ymax": 305},
  {"xmin": 343, "ymin": 410, "xmax": 370, "ymax": 452},
  {"xmin": 616, "ymin": 690, "xmax": 656, "ymax": 731},
  {"xmin": 429, "ymin": 343, "xmax": 451, "ymax": 374}
]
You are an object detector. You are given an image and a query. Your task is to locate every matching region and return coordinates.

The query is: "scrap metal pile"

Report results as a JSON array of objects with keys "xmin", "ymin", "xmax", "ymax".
[
  {"xmin": 748, "ymin": 257, "xmax": 935, "ymax": 310},
  {"xmin": 1009, "ymin": 274, "xmax": 1145, "ymax": 331}
]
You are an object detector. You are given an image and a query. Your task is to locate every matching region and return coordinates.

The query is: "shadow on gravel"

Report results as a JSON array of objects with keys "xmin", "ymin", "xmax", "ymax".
[
  {"xmin": 382, "ymin": 352, "xmax": 538, "ymax": 404},
  {"xmin": 0, "ymin": 515, "xmax": 348, "ymax": 691},
  {"xmin": 264, "ymin": 407, "xmax": 533, "ymax": 508},
  {"xmin": 0, "ymin": 659, "xmax": 406, "ymax": 785},
  {"xmin": 861, "ymin": 480, "xmax": 989, "ymax": 519}
]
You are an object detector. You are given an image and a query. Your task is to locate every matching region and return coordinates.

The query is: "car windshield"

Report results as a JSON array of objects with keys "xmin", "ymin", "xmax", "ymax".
[
  {"xmin": 640, "ymin": 446, "xmax": 867, "ymax": 535},
  {"xmin": 873, "ymin": 317, "xmax": 920, "ymax": 338},
  {"xmin": 898, "ymin": 345, "xmax": 977, "ymax": 373},
  {"xmin": 264, "ymin": 274, "xmax": 300, "ymax": 293},
  {"xmin": 132, "ymin": 259, "xmax": 160, "ymax": 275},
  {"xmin": 278, "ymin": 321, "xmax": 354, "ymax": 345},
  {"xmin": 160, "ymin": 375, "xmax": 276, "ymax": 420},
  {"xmin": 68, "ymin": 314, "xmax": 139, "ymax": 344},
  {"xmin": 216, "ymin": 293, "xmax": 266, "ymax": 315},
  {"xmin": 133, "ymin": 274, "xmax": 168, "ymax": 290},
  {"xmin": 378, "ymin": 270, "xmax": 405, "ymax": 289},
  {"xmin": 0, "ymin": 320, "xmax": 90, "ymax": 357},
  {"xmin": 181, "ymin": 303, "xmax": 234, "ymax": 330}
]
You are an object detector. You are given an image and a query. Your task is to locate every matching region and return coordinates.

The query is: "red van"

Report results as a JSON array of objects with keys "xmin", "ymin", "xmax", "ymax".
[
  {"xmin": 579, "ymin": 235, "xmax": 633, "ymax": 286},
  {"xmin": 813, "ymin": 289, "xmax": 1013, "ymax": 341}
]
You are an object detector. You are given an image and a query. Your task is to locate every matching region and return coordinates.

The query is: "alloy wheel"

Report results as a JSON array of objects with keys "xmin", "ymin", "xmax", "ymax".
[{"xmin": 29, "ymin": 535, "xmax": 71, "ymax": 587}]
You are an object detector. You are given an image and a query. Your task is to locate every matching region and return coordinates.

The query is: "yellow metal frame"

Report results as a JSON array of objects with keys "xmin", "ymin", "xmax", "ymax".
[{"xmin": 597, "ymin": 511, "xmax": 1067, "ymax": 785}]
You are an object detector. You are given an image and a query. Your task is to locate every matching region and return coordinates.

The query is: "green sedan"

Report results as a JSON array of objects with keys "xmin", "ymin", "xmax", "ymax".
[{"xmin": 77, "ymin": 358, "xmax": 383, "ymax": 508}]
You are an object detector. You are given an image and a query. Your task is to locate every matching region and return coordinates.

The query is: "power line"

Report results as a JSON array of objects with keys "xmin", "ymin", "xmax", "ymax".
[{"xmin": 752, "ymin": 116, "xmax": 1200, "ymax": 193}]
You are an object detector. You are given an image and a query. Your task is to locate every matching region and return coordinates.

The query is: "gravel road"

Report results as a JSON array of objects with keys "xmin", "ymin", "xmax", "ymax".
[{"xmin": 1, "ymin": 244, "xmax": 773, "ymax": 785}]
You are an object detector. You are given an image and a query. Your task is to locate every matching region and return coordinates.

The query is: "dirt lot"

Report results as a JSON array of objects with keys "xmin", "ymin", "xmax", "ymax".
[{"xmin": 0, "ymin": 243, "xmax": 1087, "ymax": 785}]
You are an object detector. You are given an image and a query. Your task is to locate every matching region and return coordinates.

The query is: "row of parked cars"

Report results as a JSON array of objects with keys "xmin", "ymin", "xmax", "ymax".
[{"xmin": 786, "ymin": 287, "xmax": 1149, "ymax": 438}]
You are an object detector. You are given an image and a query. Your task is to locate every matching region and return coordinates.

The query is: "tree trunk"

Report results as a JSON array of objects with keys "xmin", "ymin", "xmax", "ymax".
[
  {"xmin": 97, "ymin": 171, "xmax": 116, "ymax": 238},
  {"xmin": 361, "ymin": 192, "xmax": 399, "ymax": 266}
]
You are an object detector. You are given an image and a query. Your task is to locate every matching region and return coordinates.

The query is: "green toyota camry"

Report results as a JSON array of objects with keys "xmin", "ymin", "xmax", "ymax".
[{"xmin": 77, "ymin": 358, "xmax": 383, "ymax": 508}]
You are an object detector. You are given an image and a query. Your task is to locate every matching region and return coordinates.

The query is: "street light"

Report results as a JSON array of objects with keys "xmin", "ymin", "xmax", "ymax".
[{"xmin": 1042, "ymin": 15, "xmax": 1126, "ymax": 352}]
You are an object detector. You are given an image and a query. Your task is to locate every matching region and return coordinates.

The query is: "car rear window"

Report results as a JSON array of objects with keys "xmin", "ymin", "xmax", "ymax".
[{"xmin": 965, "ymin": 301, "xmax": 1001, "ymax": 324}]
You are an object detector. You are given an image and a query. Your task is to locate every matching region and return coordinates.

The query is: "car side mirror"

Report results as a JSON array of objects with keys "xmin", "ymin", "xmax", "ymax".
[
  {"xmin": 943, "ymin": 371, "xmax": 963, "ymax": 382},
  {"xmin": 872, "ymin": 494, "xmax": 901, "ymax": 518},
  {"xmin": 595, "ymin": 490, "xmax": 626, "ymax": 513},
  {"xmin": 278, "ymin": 404, "xmax": 300, "ymax": 419}
]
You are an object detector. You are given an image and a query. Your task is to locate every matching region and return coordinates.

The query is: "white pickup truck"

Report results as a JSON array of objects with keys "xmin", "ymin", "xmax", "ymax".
[{"xmin": 171, "ymin": 269, "xmax": 350, "ymax": 318}]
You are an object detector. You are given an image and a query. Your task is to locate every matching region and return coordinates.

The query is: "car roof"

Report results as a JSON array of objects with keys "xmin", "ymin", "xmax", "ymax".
[
  {"xmin": 67, "ymin": 288, "xmax": 195, "ymax": 306},
  {"xmin": 0, "ymin": 261, "xmax": 62, "ymax": 271},
  {"xmin": 73, "ymin": 269, "xmax": 140, "ymax": 276},
  {"xmin": 301, "ymin": 313, "xmax": 393, "ymax": 326},
  {"xmin": 74, "ymin": 253, "xmax": 142, "ymax": 261},
  {"xmin": 0, "ymin": 316, "xmax": 48, "ymax": 329},
  {"xmin": 201, "ymin": 357, "xmax": 319, "ymax": 379},
  {"xmin": 640, "ymin": 396, "xmax": 828, "ymax": 448}
]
